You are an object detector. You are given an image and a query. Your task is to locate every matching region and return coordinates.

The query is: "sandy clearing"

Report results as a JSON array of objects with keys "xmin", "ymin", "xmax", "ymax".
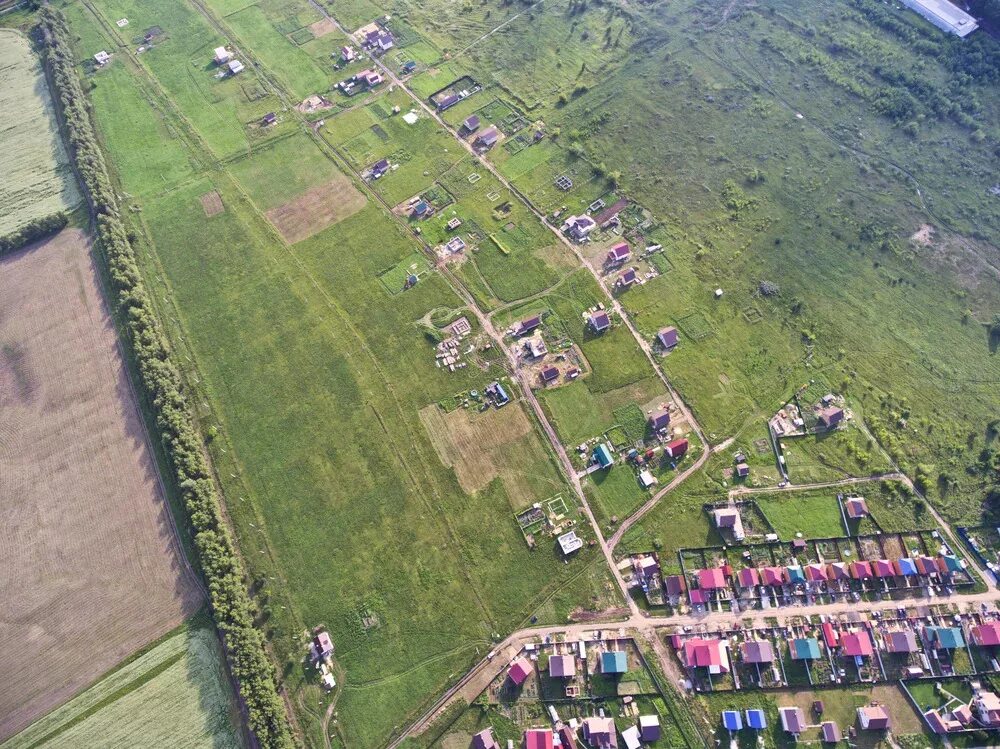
[
  {"xmin": 0, "ymin": 229, "xmax": 202, "ymax": 742},
  {"xmin": 308, "ymin": 17, "xmax": 336, "ymax": 37},
  {"xmin": 264, "ymin": 175, "xmax": 366, "ymax": 243}
]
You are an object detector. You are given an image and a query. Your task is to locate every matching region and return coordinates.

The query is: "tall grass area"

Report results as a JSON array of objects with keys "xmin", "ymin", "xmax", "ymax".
[{"xmin": 2, "ymin": 615, "xmax": 244, "ymax": 749}]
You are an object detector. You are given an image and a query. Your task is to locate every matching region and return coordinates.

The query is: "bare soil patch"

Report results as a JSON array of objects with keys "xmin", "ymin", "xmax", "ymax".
[
  {"xmin": 308, "ymin": 17, "xmax": 336, "ymax": 37},
  {"xmin": 420, "ymin": 402, "xmax": 543, "ymax": 507},
  {"xmin": 265, "ymin": 176, "xmax": 367, "ymax": 243},
  {"xmin": 200, "ymin": 190, "xmax": 224, "ymax": 217},
  {"xmin": 0, "ymin": 229, "xmax": 202, "ymax": 741}
]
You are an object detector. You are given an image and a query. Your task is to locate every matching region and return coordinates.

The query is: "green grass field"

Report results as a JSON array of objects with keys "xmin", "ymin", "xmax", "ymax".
[
  {"xmin": 756, "ymin": 490, "xmax": 847, "ymax": 540},
  {"xmin": 0, "ymin": 29, "xmax": 79, "ymax": 233},
  {"xmin": 2, "ymin": 615, "xmax": 244, "ymax": 749}
]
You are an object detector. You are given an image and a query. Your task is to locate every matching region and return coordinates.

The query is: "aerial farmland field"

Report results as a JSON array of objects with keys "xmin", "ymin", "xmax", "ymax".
[
  {"xmin": 0, "ymin": 229, "xmax": 202, "ymax": 741},
  {"xmin": 10, "ymin": 0, "xmax": 1000, "ymax": 746},
  {"xmin": 0, "ymin": 29, "xmax": 79, "ymax": 234}
]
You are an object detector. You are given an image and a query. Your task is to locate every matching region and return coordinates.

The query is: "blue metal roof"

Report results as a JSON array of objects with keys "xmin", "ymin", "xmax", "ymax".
[
  {"xmin": 722, "ymin": 711, "xmax": 743, "ymax": 731},
  {"xmin": 897, "ymin": 557, "xmax": 918, "ymax": 575},
  {"xmin": 745, "ymin": 709, "xmax": 766, "ymax": 729},
  {"xmin": 791, "ymin": 637, "xmax": 821, "ymax": 660},
  {"xmin": 601, "ymin": 650, "xmax": 627, "ymax": 673},
  {"xmin": 594, "ymin": 443, "xmax": 613, "ymax": 468},
  {"xmin": 786, "ymin": 565, "xmax": 805, "ymax": 583}
]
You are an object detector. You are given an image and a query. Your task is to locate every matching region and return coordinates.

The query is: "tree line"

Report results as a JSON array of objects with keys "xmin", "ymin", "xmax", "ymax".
[
  {"xmin": 35, "ymin": 7, "xmax": 293, "ymax": 747},
  {"xmin": 0, "ymin": 212, "xmax": 68, "ymax": 257}
]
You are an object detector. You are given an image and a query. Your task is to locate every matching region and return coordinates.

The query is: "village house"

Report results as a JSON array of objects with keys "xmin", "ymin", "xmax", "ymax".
[
  {"xmin": 656, "ymin": 326, "xmax": 679, "ymax": 350},
  {"xmin": 664, "ymin": 574, "xmax": 686, "ymax": 597},
  {"xmin": 722, "ymin": 711, "xmax": 742, "ymax": 732},
  {"xmin": 616, "ymin": 268, "xmax": 638, "ymax": 289},
  {"xmin": 523, "ymin": 728, "xmax": 553, "ymax": 749},
  {"xmin": 821, "ymin": 722, "xmax": 842, "ymax": 743},
  {"xmin": 445, "ymin": 236, "xmax": 466, "ymax": 254},
  {"xmin": 94, "ymin": 50, "xmax": 111, "ymax": 66},
  {"xmin": 473, "ymin": 728, "xmax": 500, "ymax": 749},
  {"xmin": 600, "ymin": 650, "xmax": 627, "ymax": 675},
  {"xmin": 462, "ymin": 114, "xmax": 480, "ymax": 134},
  {"xmin": 885, "ymin": 630, "xmax": 918, "ymax": 653},
  {"xmin": 735, "ymin": 462, "xmax": 750, "ymax": 478},
  {"xmin": 845, "ymin": 496, "xmax": 869, "ymax": 519},
  {"xmin": 665, "ymin": 438, "xmax": 688, "ymax": 459},
  {"xmin": 741, "ymin": 640, "xmax": 774, "ymax": 664},
  {"xmin": 588, "ymin": 310, "xmax": 611, "ymax": 333},
  {"xmin": 648, "ymin": 409, "xmax": 670, "ymax": 433},
  {"xmin": 214, "ymin": 46, "xmax": 232, "ymax": 64},
  {"xmin": 605, "ymin": 241, "xmax": 630, "ymax": 267},
  {"xmin": 557, "ymin": 530, "xmax": 582, "ymax": 555},
  {"xmin": 713, "ymin": 508, "xmax": 745, "ymax": 541},
  {"xmin": 790, "ymin": 637, "xmax": 821, "ymax": 660},
  {"xmin": 581, "ymin": 717, "xmax": 617, "ymax": 749},
  {"xmin": 818, "ymin": 406, "xmax": 845, "ymax": 429},
  {"xmin": 475, "ymin": 126, "xmax": 499, "ymax": 150},
  {"xmin": 858, "ymin": 704, "xmax": 891, "ymax": 731},
  {"xmin": 507, "ymin": 656, "xmax": 533, "ymax": 687},
  {"xmin": 540, "ymin": 366, "xmax": 559, "ymax": 384},
  {"xmin": 227, "ymin": 59, "xmax": 245, "ymax": 75},
  {"xmin": 437, "ymin": 93, "xmax": 459, "ymax": 110},
  {"xmin": 737, "ymin": 567, "xmax": 760, "ymax": 589},
  {"xmin": 682, "ymin": 638, "xmax": 729, "ymax": 674},
  {"xmin": 638, "ymin": 715, "xmax": 660, "ymax": 742},
  {"xmin": 745, "ymin": 709, "xmax": 766, "ymax": 731},
  {"xmin": 341, "ymin": 45, "xmax": 356, "ymax": 62},
  {"xmin": 548, "ymin": 654, "xmax": 576, "ymax": 678},
  {"xmin": 593, "ymin": 198, "xmax": 628, "ymax": 229},
  {"xmin": 370, "ymin": 158, "xmax": 390, "ymax": 179},
  {"xmin": 974, "ymin": 690, "xmax": 1000, "ymax": 727},
  {"xmin": 970, "ymin": 621, "xmax": 1000, "ymax": 647},
  {"xmin": 312, "ymin": 631, "xmax": 333, "ymax": 661},
  {"xmin": 559, "ymin": 726, "xmax": 578, "ymax": 749},
  {"xmin": 561, "ymin": 215, "xmax": 597, "ymax": 241},
  {"xmin": 779, "ymin": 707, "xmax": 806, "ymax": 737},
  {"xmin": 363, "ymin": 28, "xmax": 394, "ymax": 54},
  {"xmin": 515, "ymin": 315, "xmax": 541, "ymax": 336},
  {"xmin": 842, "ymin": 630, "xmax": 874, "ymax": 658},
  {"xmin": 594, "ymin": 443, "xmax": 614, "ymax": 469},
  {"xmin": 261, "ymin": 112, "xmax": 277, "ymax": 127}
]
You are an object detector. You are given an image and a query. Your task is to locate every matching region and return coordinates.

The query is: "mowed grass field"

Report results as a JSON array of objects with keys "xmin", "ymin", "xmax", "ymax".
[
  {"xmin": 3, "ymin": 615, "xmax": 245, "ymax": 749},
  {"xmin": 0, "ymin": 29, "xmax": 79, "ymax": 233},
  {"xmin": 0, "ymin": 229, "xmax": 202, "ymax": 741},
  {"xmin": 62, "ymin": 3, "xmax": 610, "ymax": 745}
]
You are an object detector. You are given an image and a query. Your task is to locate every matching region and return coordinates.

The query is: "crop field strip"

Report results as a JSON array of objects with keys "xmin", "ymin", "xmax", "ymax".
[
  {"xmin": 0, "ymin": 29, "xmax": 80, "ymax": 234},
  {"xmin": 0, "ymin": 229, "xmax": 202, "ymax": 742}
]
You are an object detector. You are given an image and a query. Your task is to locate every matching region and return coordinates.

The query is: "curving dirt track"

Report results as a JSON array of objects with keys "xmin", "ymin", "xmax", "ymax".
[{"xmin": 0, "ymin": 229, "xmax": 202, "ymax": 741}]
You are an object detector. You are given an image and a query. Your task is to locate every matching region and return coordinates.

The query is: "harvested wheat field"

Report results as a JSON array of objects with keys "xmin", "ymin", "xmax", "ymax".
[
  {"xmin": 419, "ymin": 401, "xmax": 565, "ymax": 509},
  {"xmin": 0, "ymin": 229, "xmax": 202, "ymax": 742},
  {"xmin": 265, "ymin": 176, "xmax": 366, "ymax": 243}
]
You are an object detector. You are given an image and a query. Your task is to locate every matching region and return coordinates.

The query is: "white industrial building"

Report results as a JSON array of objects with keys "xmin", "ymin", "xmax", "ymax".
[{"xmin": 900, "ymin": 0, "xmax": 978, "ymax": 37}]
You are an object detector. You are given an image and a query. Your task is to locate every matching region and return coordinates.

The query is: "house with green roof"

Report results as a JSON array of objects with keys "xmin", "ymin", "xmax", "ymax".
[
  {"xmin": 789, "ymin": 637, "xmax": 821, "ymax": 660},
  {"xmin": 926, "ymin": 626, "xmax": 965, "ymax": 650}
]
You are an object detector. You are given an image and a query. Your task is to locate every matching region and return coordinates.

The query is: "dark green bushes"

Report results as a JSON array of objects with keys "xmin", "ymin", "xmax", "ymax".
[
  {"xmin": 0, "ymin": 212, "xmax": 68, "ymax": 256},
  {"xmin": 36, "ymin": 8, "xmax": 292, "ymax": 748}
]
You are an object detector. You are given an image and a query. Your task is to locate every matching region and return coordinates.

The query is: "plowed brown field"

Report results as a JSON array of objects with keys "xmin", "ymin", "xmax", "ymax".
[{"xmin": 0, "ymin": 229, "xmax": 202, "ymax": 741}]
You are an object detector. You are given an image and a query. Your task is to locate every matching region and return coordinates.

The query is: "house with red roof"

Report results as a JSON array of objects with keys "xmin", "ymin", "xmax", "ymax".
[
  {"xmin": 845, "ymin": 497, "xmax": 868, "ymax": 519},
  {"xmin": 822, "ymin": 622, "xmax": 840, "ymax": 648},
  {"xmin": 508, "ymin": 656, "xmax": 533, "ymax": 686},
  {"xmin": 682, "ymin": 638, "xmax": 729, "ymax": 674},
  {"xmin": 915, "ymin": 556, "xmax": 940, "ymax": 576},
  {"xmin": 523, "ymin": 728, "xmax": 554, "ymax": 749},
  {"xmin": 827, "ymin": 562, "xmax": 850, "ymax": 582},
  {"xmin": 762, "ymin": 567, "xmax": 785, "ymax": 587},
  {"xmin": 971, "ymin": 621, "xmax": 1000, "ymax": 647},
  {"xmin": 805, "ymin": 563, "xmax": 828, "ymax": 583},
  {"xmin": 698, "ymin": 567, "xmax": 727, "ymax": 590},
  {"xmin": 688, "ymin": 588, "xmax": 709, "ymax": 605},
  {"xmin": 558, "ymin": 726, "xmax": 577, "ymax": 749},
  {"xmin": 665, "ymin": 439, "xmax": 688, "ymax": 459},
  {"xmin": 841, "ymin": 630, "xmax": 874, "ymax": 658}
]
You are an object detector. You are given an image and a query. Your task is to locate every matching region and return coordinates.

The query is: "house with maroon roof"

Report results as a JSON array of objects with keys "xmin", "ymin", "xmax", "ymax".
[
  {"xmin": 741, "ymin": 640, "xmax": 774, "ymax": 664},
  {"xmin": 845, "ymin": 497, "xmax": 869, "ymax": 519},
  {"xmin": 593, "ymin": 198, "xmax": 628, "ymax": 228},
  {"xmin": 508, "ymin": 656, "xmax": 533, "ymax": 686},
  {"xmin": 548, "ymin": 654, "xmax": 576, "ymax": 678},
  {"xmin": 558, "ymin": 726, "xmax": 578, "ymax": 749},
  {"xmin": 682, "ymin": 638, "xmax": 729, "ymax": 674},
  {"xmin": 873, "ymin": 559, "xmax": 895, "ymax": 578},
  {"xmin": 884, "ymin": 630, "xmax": 918, "ymax": 653},
  {"xmin": 605, "ymin": 241, "xmax": 630, "ymax": 266},
  {"xmin": 617, "ymin": 268, "xmax": 638, "ymax": 289},
  {"xmin": 664, "ymin": 574, "xmax": 686, "ymax": 597},
  {"xmin": 827, "ymin": 562, "xmax": 850, "ymax": 583},
  {"xmin": 805, "ymin": 563, "xmax": 827, "ymax": 583},
  {"xmin": 656, "ymin": 326, "xmax": 678, "ymax": 350},
  {"xmin": 850, "ymin": 560, "xmax": 874, "ymax": 580},
  {"xmin": 516, "ymin": 316, "xmax": 541, "ymax": 335},
  {"xmin": 819, "ymin": 406, "xmax": 845, "ymax": 428},
  {"xmin": 737, "ymin": 567, "xmax": 759, "ymax": 588},
  {"xmin": 540, "ymin": 366, "xmax": 560, "ymax": 384},
  {"xmin": 665, "ymin": 438, "xmax": 688, "ymax": 459},
  {"xmin": 762, "ymin": 566, "xmax": 785, "ymax": 587},
  {"xmin": 581, "ymin": 717, "xmax": 617, "ymax": 749},
  {"xmin": 915, "ymin": 556, "xmax": 940, "ymax": 576}
]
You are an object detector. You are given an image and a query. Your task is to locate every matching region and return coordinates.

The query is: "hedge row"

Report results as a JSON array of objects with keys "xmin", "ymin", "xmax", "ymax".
[
  {"xmin": 36, "ymin": 8, "xmax": 293, "ymax": 748},
  {"xmin": 0, "ymin": 212, "xmax": 68, "ymax": 256}
]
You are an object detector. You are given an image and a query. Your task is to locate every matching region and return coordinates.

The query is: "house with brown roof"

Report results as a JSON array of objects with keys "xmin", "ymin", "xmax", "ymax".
[
  {"xmin": 593, "ymin": 198, "xmax": 628, "ymax": 228},
  {"xmin": 845, "ymin": 497, "xmax": 869, "ymax": 519},
  {"xmin": 885, "ymin": 630, "xmax": 918, "ymax": 653},
  {"xmin": 581, "ymin": 717, "xmax": 617, "ymax": 749},
  {"xmin": 741, "ymin": 640, "xmax": 775, "ymax": 664},
  {"xmin": 559, "ymin": 726, "xmax": 578, "ymax": 749},
  {"xmin": 819, "ymin": 407, "xmax": 845, "ymax": 429}
]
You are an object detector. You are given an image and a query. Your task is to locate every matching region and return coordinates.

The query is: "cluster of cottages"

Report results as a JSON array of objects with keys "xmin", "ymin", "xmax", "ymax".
[
  {"xmin": 360, "ymin": 25, "xmax": 394, "ymax": 55},
  {"xmin": 718, "ymin": 703, "xmax": 888, "ymax": 743},
  {"xmin": 560, "ymin": 199, "xmax": 631, "ymax": 243},
  {"xmin": 771, "ymin": 393, "xmax": 846, "ymax": 438},
  {"xmin": 338, "ymin": 67, "xmax": 383, "ymax": 95},
  {"xmin": 923, "ymin": 677, "xmax": 1000, "ymax": 735},
  {"xmin": 472, "ymin": 715, "xmax": 661, "ymax": 749},
  {"xmin": 677, "ymin": 550, "xmax": 968, "ymax": 608},
  {"xmin": 672, "ymin": 616, "xmax": 1000, "ymax": 692},
  {"xmin": 459, "ymin": 114, "xmax": 501, "ymax": 151},
  {"xmin": 508, "ymin": 315, "xmax": 582, "ymax": 387},
  {"xmin": 213, "ymin": 46, "xmax": 245, "ymax": 76}
]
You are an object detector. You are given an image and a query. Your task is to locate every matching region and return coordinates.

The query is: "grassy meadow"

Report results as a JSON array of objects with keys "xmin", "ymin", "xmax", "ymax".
[{"xmin": 2, "ymin": 615, "xmax": 244, "ymax": 749}]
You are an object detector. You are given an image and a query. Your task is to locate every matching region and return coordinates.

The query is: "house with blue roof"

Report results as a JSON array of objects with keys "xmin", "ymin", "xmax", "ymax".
[
  {"xmin": 790, "ymin": 637, "xmax": 821, "ymax": 660},
  {"xmin": 722, "ymin": 711, "xmax": 743, "ymax": 731},
  {"xmin": 926, "ymin": 626, "xmax": 965, "ymax": 650},
  {"xmin": 601, "ymin": 650, "xmax": 627, "ymax": 674},
  {"xmin": 786, "ymin": 565, "xmax": 806, "ymax": 584},
  {"xmin": 594, "ymin": 443, "xmax": 614, "ymax": 469},
  {"xmin": 896, "ymin": 557, "xmax": 918, "ymax": 576},
  {"xmin": 745, "ymin": 709, "xmax": 767, "ymax": 730}
]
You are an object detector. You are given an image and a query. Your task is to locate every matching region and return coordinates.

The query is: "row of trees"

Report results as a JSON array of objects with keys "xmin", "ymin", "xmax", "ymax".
[
  {"xmin": 36, "ymin": 8, "xmax": 293, "ymax": 748},
  {"xmin": 0, "ymin": 212, "xmax": 68, "ymax": 256}
]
